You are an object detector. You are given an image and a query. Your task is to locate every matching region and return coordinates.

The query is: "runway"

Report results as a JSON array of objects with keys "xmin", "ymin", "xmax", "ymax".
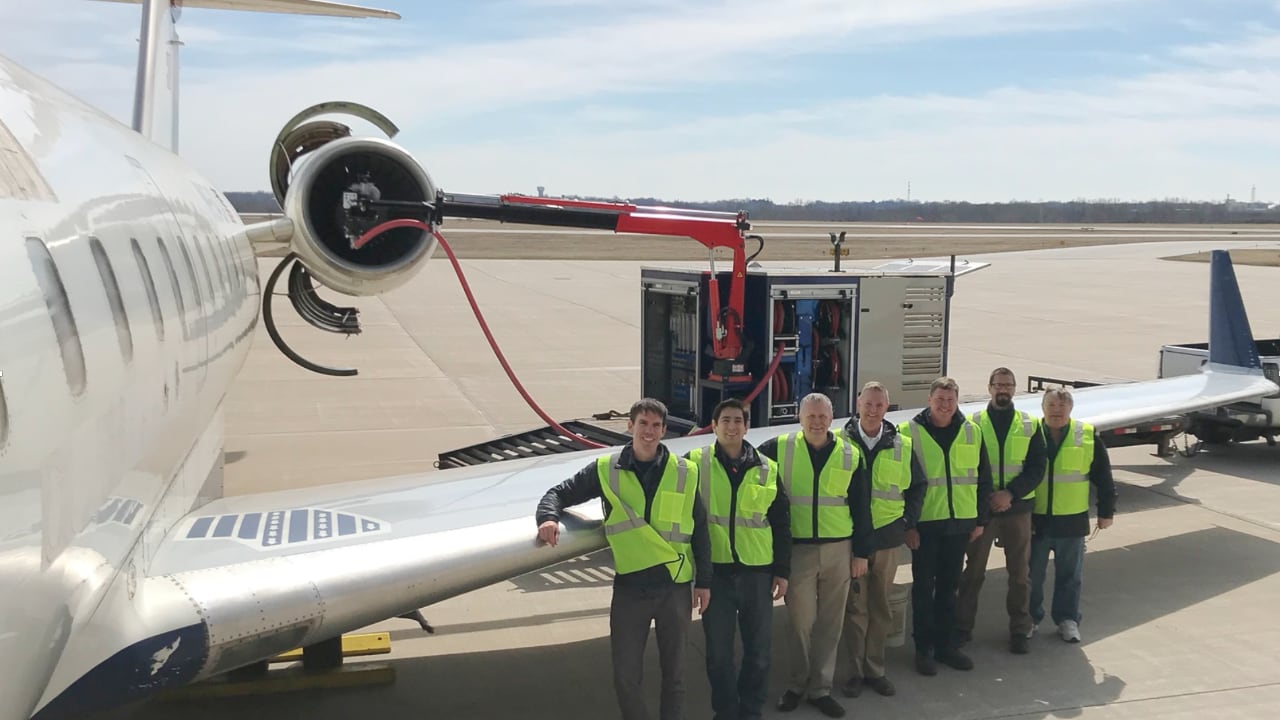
[{"xmin": 132, "ymin": 236, "xmax": 1280, "ymax": 719}]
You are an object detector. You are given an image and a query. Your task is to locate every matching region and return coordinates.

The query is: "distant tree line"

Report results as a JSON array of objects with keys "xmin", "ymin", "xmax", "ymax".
[{"xmin": 224, "ymin": 190, "xmax": 1280, "ymax": 224}]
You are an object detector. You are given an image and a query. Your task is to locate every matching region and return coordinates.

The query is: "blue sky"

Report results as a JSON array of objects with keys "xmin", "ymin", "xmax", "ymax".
[{"xmin": 4, "ymin": 0, "xmax": 1279, "ymax": 202}]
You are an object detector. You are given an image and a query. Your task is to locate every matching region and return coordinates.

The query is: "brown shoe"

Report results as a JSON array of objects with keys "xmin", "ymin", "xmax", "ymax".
[
  {"xmin": 840, "ymin": 677, "xmax": 862, "ymax": 698},
  {"xmin": 865, "ymin": 676, "xmax": 896, "ymax": 696}
]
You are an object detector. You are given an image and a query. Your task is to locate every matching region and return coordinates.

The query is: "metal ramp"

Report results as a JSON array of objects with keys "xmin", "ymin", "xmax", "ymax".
[
  {"xmin": 436, "ymin": 417, "xmax": 700, "ymax": 469},
  {"xmin": 436, "ymin": 421, "xmax": 631, "ymax": 469}
]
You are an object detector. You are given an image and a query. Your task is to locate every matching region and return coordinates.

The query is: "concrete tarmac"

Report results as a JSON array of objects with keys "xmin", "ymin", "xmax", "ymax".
[{"xmin": 143, "ymin": 238, "xmax": 1280, "ymax": 719}]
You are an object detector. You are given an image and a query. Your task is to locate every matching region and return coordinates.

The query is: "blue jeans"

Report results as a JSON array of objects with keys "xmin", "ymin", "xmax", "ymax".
[
  {"xmin": 1029, "ymin": 534, "xmax": 1085, "ymax": 626},
  {"xmin": 703, "ymin": 571, "xmax": 773, "ymax": 720}
]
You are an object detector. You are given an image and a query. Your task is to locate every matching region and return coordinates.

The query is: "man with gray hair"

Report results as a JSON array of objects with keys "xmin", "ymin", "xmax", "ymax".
[
  {"xmin": 838, "ymin": 381, "xmax": 926, "ymax": 699},
  {"xmin": 1029, "ymin": 387, "xmax": 1116, "ymax": 644},
  {"xmin": 759, "ymin": 393, "xmax": 872, "ymax": 718}
]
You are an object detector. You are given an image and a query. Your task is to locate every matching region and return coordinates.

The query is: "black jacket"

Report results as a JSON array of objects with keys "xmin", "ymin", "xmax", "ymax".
[
  {"xmin": 756, "ymin": 431, "xmax": 874, "ymax": 559},
  {"xmin": 683, "ymin": 440, "xmax": 792, "ymax": 580},
  {"xmin": 841, "ymin": 417, "xmax": 927, "ymax": 551},
  {"xmin": 535, "ymin": 442, "xmax": 712, "ymax": 589},
  {"xmin": 900, "ymin": 408, "xmax": 994, "ymax": 536},
  {"xmin": 1035, "ymin": 424, "xmax": 1117, "ymax": 538},
  {"xmin": 972, "ymin": 404, "xmax": 1048, "ymax": 516}
]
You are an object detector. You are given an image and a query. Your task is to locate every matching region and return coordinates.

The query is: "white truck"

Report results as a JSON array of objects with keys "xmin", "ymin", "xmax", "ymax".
[{"xmin": 1158, "ymin": 339, "xmax": 1280, "ymax": 446}]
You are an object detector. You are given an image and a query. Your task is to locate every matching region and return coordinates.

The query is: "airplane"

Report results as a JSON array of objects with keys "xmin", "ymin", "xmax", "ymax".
[{"xmin": 1, "ymin": 2, "xmax": 1277, "ymax": 719}]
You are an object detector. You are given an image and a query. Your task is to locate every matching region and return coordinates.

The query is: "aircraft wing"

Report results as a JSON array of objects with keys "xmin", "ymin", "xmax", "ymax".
[{"xmin": 33, "ymin": 365, "xmax": 1278, "ymax": 719}]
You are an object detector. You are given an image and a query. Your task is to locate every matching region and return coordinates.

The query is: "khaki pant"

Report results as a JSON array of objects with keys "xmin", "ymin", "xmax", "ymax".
[
  {"xmin": 956, "ymin": 511, "xmax": 1033, "ymax": 637},
  {"xmin": 784, "ymin": 540, "xmax": 851, "ymax": 699},
  {"xmin": 842, "ymin": 545, "xmax": 901, "ymax": 681}
]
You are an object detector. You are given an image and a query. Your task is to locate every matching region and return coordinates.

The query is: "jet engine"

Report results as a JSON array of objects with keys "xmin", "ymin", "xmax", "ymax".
[
  {"xmin": 262, "ymin": 102, "xmax": 438, "ymax": 376},
  {"xmin": 270, "ymin": 102, "xmax": 437, "ymax": 297}
]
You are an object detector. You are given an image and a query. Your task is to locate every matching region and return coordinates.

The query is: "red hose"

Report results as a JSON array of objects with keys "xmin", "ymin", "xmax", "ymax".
[
  {"xmin": 685, "ymin": 344, "xmax": 786, "ymax": 436},
  {"xmin": 355, "ymin": 219, "xmax": 608, "ymax": 449}
]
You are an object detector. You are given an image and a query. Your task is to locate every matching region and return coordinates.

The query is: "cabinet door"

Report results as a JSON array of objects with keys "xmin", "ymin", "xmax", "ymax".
[{"xmin": 854, "ymin": 277, "xmax": 908, "ymax": 404}]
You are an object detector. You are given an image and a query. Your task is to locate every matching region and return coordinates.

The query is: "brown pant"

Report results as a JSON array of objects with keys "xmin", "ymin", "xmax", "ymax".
[
  {"xmin": 784, "ymin": 540, "xmax": 852, "ymax": 699},
  {"xmin": 842, "ymin": 545, "xmax": 901, "ymax": 681},
  {"xmin": 956, "ymin": 511, "xmax": 1033, "ymax": 637}
]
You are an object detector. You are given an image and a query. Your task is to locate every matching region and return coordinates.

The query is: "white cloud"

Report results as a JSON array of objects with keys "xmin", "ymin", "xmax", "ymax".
[{"xmin": 4, "ymin": 0, "xmax": 1277, "ymax": 202}]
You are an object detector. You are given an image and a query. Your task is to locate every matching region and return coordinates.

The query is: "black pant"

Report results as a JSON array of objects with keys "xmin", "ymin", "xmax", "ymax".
[
  {"xmin": 703, "ymin": 572, "xmax": 773, "ymax": 720},
  {"xmin": 910, "ymin": 530, "xmax": 968, "ymax": 653},
  {"xmin": 610, "ymin": 580, "xmax": 693, "ymax": 720}
]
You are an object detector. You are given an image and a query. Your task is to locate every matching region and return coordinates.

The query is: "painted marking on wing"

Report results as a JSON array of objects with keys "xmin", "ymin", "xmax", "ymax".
[{"xmin": 178, "ymin": 507, "xmax": 391, "ymax": 550}]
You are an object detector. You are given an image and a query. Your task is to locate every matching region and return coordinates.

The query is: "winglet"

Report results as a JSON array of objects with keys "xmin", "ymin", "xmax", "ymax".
[{"xmin": 1209, "ymin": 249, "xmax": 1261, "ymax": 369}]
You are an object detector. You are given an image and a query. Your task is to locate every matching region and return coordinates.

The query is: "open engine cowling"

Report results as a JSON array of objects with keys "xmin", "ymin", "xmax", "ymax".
[
  {"xmin": 261, "ymin": 103, "xmax": 440, "ymax": 376},
  {"xmin": 282, "ymin": 136, "xmax": 437, "ymax": 296}
]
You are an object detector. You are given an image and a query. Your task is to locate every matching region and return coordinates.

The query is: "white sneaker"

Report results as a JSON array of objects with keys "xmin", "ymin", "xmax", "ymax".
[{"xmin": 1058, "ymin": 620, "xmax": 1081, "ymax": 643}]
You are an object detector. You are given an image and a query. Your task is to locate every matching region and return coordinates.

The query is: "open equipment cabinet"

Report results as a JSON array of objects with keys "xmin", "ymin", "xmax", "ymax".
[{"xmin": 640, "ymin": 259, "xmax": 988, "ymax": 429}]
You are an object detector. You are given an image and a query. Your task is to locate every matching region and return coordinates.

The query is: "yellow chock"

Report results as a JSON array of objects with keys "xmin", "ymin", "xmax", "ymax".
[{"xmin": 270, "ymin": 632, "xmax": 391, "ymax": 663}]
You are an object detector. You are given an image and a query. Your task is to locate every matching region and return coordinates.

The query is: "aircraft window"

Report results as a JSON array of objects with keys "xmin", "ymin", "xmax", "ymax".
[
  {"xmin": 130, "ymin": 238, "xmax": 165, "ymax": 342},
  {"xmin": 192, "ymin": 238, "xmax": 217, "ymax": 301},
  {"xmin": 156, "ymin": 238, "xmax": 188, "ymax": 327},
  {"xmin": 212, "ymin": 234, "xmax": 234, "ymax": 290},
  {"xmin": 176, "ymin": 240, "xmax": 204, "ymax": 307},
  {"xmin": 89, "ymin": 237, "xmax": 134, "ymax": 363},
  {"xmin": 225, "ymin": 236, "xmax": 243, "ymax": 289},
  {"xmin": 24, "ymin": 237, "xmax": 87, "ymax": 396},
  {"xmin": 202, "ymin": 235, "xmax": 225, "ymax": 291},
  {"xmin": 0, "ymin": 371, "xmax": 8, "ymax": 447}
]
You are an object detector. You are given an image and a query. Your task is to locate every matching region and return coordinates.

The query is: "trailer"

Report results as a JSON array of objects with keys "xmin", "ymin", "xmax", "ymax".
[{"xmin": 1158, "ymin": 339, "xmax": 1280, "ymax": 447}]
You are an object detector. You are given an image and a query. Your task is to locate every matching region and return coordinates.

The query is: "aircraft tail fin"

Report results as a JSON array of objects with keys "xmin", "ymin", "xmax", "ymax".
[
  {"xmin": 93, "ymin": 0, "xmax": 399, "ymax": 153},
  {"xmin": 1208, "ymin": 249, "xmax": 1261, "ymax": 369}
]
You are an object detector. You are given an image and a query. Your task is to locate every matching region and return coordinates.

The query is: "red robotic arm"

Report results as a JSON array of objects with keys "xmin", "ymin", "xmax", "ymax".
[{"xmin": 437, "ymin": 193, "xmax": 753, "ymax": 381}]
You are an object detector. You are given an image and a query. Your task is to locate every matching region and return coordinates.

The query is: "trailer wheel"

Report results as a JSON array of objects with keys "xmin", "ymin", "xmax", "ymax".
[{"xmin": 1193, "ymin": 425, "xmax": 1235, "ymax": 445}]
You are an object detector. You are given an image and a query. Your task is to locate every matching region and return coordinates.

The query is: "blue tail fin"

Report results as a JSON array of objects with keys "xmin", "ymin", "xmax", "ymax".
[{"xmin": 1209, "ymin": 250, "xmax": 1261, "ymax": 369}]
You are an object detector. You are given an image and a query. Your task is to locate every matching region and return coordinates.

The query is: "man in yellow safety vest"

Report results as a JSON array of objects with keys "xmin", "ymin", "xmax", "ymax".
[
  {"xmin": 838, "ymin": 381, "xmax": 926, "ymax": 699},
  {"xmin": 955, "ymin": 367, "xmax": 1047, "ymax": 654},
  {"xmin": 536, "ymin": 398, "xmax": 711, "ymax": 720},
  {"xmin": 759, "ymin": 392, "xmax": 871, "ymax": 719},
  {"xmin": 901, "ymin": 377, "xmax": 993, "ymax": 676},
  {"xmin": 685, "ymin": 398, "xmax": 791, "ymax": 720},
  {"xmin": 1029, "ymin": 387, "xmax": 1116, "ymax": 644}
]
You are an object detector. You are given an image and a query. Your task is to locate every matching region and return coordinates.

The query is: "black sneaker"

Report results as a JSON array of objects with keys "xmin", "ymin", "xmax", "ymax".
[
  {"xmin": 807, "ymin": 695, "xmax": 846, "ymax": 718},
  {"xmin": 1010, "ymin": 632, "xmax": 1031, "ymax": 654},
  {"xmin": 840, "ymin": 676, "xmax": 863, "ymax": 698},
  {"xmin": 936, "ymin": 647, "xmax": 975, "ymax": 671},
  {"xmin": 865, "ymin": 675, "xmax": 896, "ymax": 696},
  {"xmin": 776, "ymin": 690, "xmax": 802, "ymax": 712},
  {"xmin": 915, "ymin": 651, "xmax": 938, "ymax": 676}
]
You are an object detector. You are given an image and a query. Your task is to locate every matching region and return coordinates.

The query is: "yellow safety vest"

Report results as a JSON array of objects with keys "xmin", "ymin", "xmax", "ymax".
[
  {"xmin": 971, "ymin": 409, "xmax": 1040, "ymax": 498},
  {"xmin": 1034, "ymin": 420, "xmax": 1095, "ymax": 516},
  {"xmin": 867, "ymin": 432, "xmax": 912, "ymax": 530},
  {"xmin": 776, "ymin": 432, "xmax": 859, "ymax": 540},
  {"xmin": 902, "ymin": 418, "xmax": 981, "ymax": 522},
  {"xmin": 687, "ymin": 444, "xmax": 778, "ymax": 567},
  {"xmin": 597, "ymin": 451, "xmax": 699, "ymax": 582}
]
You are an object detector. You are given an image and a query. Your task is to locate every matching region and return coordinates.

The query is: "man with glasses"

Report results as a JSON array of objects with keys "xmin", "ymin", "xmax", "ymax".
[{"xmin": 955, "ymin": 368, "xmax": 1047, "ymax": 654}]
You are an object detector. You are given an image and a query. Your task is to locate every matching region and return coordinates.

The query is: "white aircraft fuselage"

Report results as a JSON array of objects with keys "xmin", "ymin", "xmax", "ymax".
[{"xmin": 0, "ymin": 55, "xmax": 257, "ymax": 719}]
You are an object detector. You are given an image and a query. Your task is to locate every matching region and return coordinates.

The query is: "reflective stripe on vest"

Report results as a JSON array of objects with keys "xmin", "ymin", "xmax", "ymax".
[
  {"xmin": 693, "ymin": 444, "xmax": 777, "ymax": 566},
  {"xmin": 777, "ymin": 432, "xmax": 857, "ymax": 539},
  {"xmin": 1034, "ymin": 420, "xmax": 1094, "ymax": 517},
  {"xmin": 598, "ymin": 451, "xmax": 697, "ymax": 582},
  {"xmin": 903, "ymin": 419, "xmax": 981, "ymax": 522},
  {"xmin": 972, "ymin": 409, "xmax": 1038, "ymax": 497},
  {"xmin": 868, "ymin": 433, "xmax": 910, "ymax": 529}
]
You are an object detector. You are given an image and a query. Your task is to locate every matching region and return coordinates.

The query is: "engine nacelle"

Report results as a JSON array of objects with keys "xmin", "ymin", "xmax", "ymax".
[{"xmin": 282, "ymin": 135, "xmax": 437, "ymax": 297}]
